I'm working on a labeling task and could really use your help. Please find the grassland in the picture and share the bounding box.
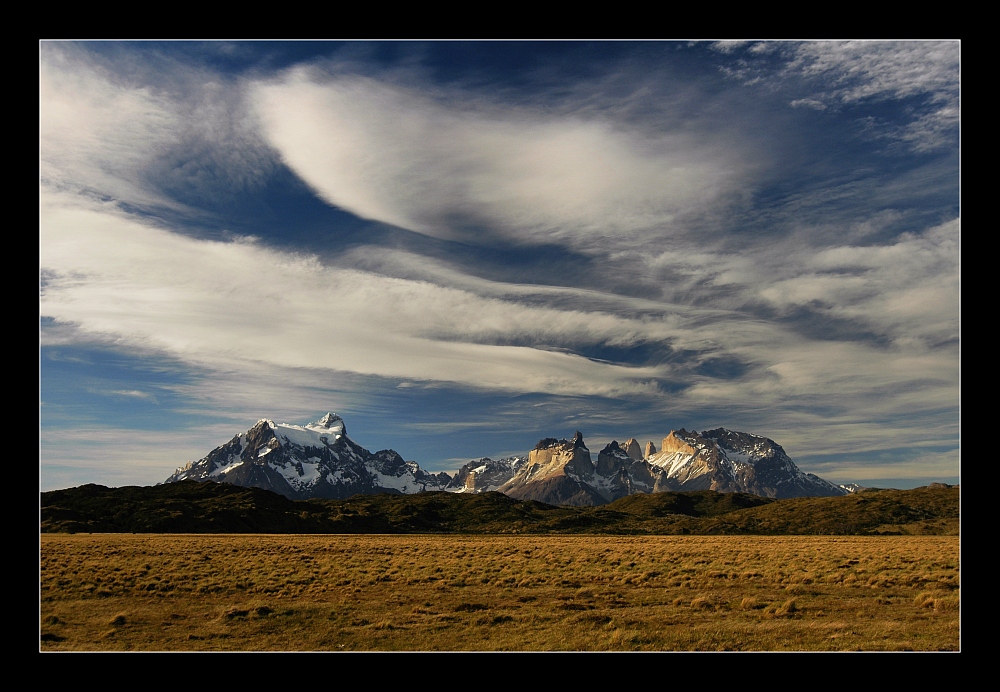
[40,534,959,651]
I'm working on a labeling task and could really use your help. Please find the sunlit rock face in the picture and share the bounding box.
[621,438,644,462]
[646,428,848,499]
[498,432,602,506]
[499,427,847,505]
[499,433,665,506]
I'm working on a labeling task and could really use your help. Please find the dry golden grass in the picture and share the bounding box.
[40,534,959,651]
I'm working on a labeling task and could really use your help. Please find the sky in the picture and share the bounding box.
[40,41,960,491]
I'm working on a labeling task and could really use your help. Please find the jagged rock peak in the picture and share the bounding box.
[534,432,588,451]
[644,441,657,458]
[534,437,561,450]
[660,430,698,456]
[312,412,345,433]
[622,438,643,461]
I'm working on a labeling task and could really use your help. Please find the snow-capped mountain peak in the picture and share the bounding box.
[264,413,346,451]
[164,413,449,500]
[309,413,345,434]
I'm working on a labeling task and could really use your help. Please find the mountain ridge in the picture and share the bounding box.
[164,413,451,500]
[164,413,851,504]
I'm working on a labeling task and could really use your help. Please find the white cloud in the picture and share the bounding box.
[785,41,959,106]
[40,187,958,447]
[251,69,749,248]
[105,389,158,401]
[40,44,274,213]
[758,219,960,347]
[710,41,752,54]
[786,41,960,151]
[718,41,959,151]
[40,190,674,398]
[789,98,827,110]
[40,45,183,209]
[637,214,959,356]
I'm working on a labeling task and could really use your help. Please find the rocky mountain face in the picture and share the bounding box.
[493,427,847,506]
[495,432,678,506]
[163,413,451,500]
[446,456,527,493]
[621,438,644,461]
[164,413,847,505]
[645,428,847,499]
[496,432,604,506]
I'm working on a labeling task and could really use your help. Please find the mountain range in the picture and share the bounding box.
[164,413,451,500]
[165,413,849,505]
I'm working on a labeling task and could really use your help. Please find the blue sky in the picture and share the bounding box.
[40,41,959,491]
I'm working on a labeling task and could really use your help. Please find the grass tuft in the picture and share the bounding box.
[690,596,713,610]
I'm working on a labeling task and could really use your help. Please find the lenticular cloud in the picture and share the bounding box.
[251,70,744,248]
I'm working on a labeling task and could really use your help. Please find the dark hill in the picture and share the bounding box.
[40,481,327,533]
[40,481,574,534]
[40,480,958,535]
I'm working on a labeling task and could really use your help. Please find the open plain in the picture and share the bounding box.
[40,533,959,651]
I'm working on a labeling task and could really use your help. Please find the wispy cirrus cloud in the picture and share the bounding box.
[758,219,959,348]
[40,190,672,398]
[104,389,158,401]
[785,41,959,107]
[40,45,184,209]
[715,40,959,151]
[40,43,276,217]
[40,186,958,438]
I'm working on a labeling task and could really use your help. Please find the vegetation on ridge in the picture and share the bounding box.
[41,481,959,535]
